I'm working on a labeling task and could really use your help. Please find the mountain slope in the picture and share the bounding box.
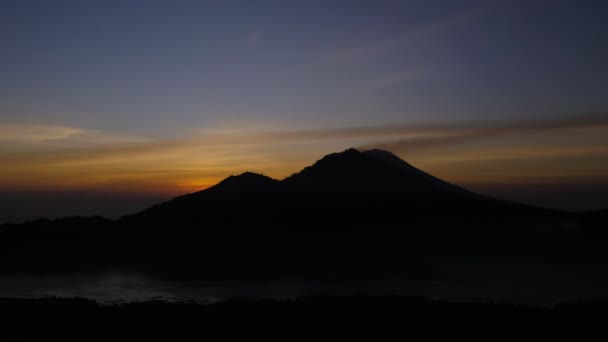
[124,148,570,228]
[282,148,446,193]
[129,148,467,223]
[0,148,590,279]
[362,149,472,195]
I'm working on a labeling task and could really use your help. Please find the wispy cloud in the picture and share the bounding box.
[247,31,264,47]
[3,112,607,158]
[0,124,88,144]
[321,8,485,64]
[0,123,149,146]
[368,68,429,90]
[357,112,608,153]
[1,112,607,193]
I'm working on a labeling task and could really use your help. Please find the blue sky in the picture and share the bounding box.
[2,0,606,135]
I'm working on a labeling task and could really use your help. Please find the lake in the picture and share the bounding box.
[1,260,607,306]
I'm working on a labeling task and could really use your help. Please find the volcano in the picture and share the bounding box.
[126,148,562,226]
[0,148,591,279]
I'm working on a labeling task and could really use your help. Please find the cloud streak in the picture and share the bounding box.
[2,112,607,160]
[0,124,88,143]
[247,31,264,47]
[1,112,607,194]
[0,123,149,146]
[357,112,608,153]
[321,8,485,64]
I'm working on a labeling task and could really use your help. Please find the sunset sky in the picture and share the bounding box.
[1,0,607,221]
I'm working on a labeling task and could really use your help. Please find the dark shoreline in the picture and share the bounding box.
[1,295,607,340]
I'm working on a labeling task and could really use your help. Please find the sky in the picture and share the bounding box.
[1,0,607,222]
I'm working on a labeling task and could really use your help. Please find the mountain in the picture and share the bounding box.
[125,148,455,225]
[282,148,445,192]
[127,148,567,226]
[0,148,591,279]
[208,172,280,193]
[362,149,472,195]
[583,208,608,226]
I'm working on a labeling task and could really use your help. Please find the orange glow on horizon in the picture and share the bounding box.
[0,117,607,196]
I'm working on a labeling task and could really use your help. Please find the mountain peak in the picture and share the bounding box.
[316,148,362,162]
[283,148,441,192]
[126,148,482,223]
[212,172,279,192]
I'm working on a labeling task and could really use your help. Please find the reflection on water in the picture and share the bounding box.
[0,272,181,303]
[1,263,608,306]
[1,271,438,303]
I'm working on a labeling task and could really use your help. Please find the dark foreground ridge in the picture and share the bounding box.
[1,295,607,340]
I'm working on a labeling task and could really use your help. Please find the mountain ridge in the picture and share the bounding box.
[176,148,471,194]
[123,148,574,226]
[0,148,603,280]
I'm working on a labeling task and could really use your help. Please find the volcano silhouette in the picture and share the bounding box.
[0,148,594,279]
[282,148,462,192]
[126,148,556,225]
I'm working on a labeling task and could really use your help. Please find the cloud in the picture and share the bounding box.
[369,69,429,90]
[425,145,608,164]
[0,124,88,143]
[247,31,264,47]
[357,112,608,153]
[321,8,485,64]
[0,123,149,147]
[4,112,606,161]
[1,112,607,194]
